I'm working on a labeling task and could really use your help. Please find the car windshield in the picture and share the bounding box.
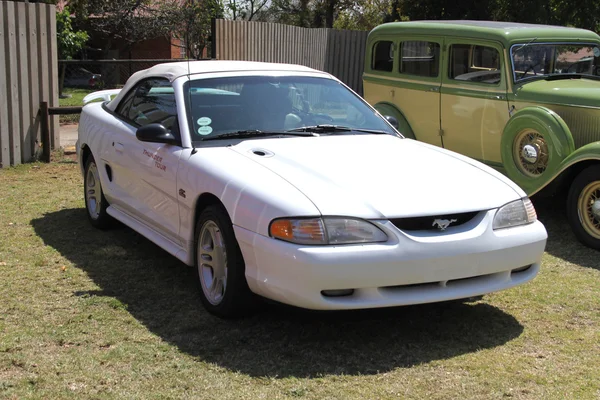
[511,43,600,82]
[184,75,396,142]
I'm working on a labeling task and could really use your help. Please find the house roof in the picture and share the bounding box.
[369,20,600,47]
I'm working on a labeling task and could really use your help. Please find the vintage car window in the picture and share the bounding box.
[449,44,501,84]
[116,78,178,131]
[372,41,394,72]
[512,43,600,82]
[399,41,440,78]
[185,75,396,142]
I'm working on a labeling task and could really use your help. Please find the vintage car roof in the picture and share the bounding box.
[369,20,600,47]
[105,60,330,110]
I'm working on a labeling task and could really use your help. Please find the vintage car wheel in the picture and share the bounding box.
[194,205,255,318]
[567,165,600,250]
[502,107,574,193]
[84,155,112,229]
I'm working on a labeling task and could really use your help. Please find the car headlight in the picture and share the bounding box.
[493,198,537,230]
[269,217,388,245]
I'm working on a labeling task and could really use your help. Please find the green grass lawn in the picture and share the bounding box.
[1,161,599,399]
[59,88,93,124]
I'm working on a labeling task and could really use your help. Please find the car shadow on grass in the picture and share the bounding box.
[32,208,524,378]
[534,197,600,271]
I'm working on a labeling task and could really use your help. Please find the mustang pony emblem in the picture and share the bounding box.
[432,218,457,231]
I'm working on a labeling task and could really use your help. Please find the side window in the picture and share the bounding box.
[116,78,178,132]
[399,41,440,77]
[372,41,394,72]
[449,44,501,84]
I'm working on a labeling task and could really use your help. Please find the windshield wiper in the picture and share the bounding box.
[287,124,390,135]
[202,129,317,141]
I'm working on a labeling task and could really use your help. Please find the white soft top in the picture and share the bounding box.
[105,60,328,111]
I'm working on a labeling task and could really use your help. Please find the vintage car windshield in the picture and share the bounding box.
[512,43,600,82]
[184,75,395,142]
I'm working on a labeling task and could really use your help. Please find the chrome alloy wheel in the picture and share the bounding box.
[577,181,600,240]
[198,220,228,305]
[513,130,549,177]
[85,162,102,220]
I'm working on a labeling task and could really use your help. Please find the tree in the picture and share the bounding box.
[224,0,269,21]
[68,0,171,53]
[334,0,394,31]
[56,6,88,96]
[162,0,224,59]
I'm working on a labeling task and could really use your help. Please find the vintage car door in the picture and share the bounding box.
[440,40,510,164]
[107,78,183,245]
[393,37,444,146]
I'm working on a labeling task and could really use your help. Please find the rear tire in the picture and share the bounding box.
[194,205,255,318]
[567,165,600,250]
[84,155,112,229]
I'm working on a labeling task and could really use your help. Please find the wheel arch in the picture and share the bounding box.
[80,144,92,176]
[372,102,415,139]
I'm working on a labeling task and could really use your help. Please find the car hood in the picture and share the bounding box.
[227,135,522,218]
[516,78,600,108]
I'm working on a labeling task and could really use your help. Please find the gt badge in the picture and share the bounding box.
[432,218,457,231]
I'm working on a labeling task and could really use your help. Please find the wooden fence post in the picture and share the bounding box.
[40,101,50,162]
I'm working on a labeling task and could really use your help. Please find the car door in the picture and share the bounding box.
[393,38,444,146]
[108,78,183,244]
[440,40,510,164]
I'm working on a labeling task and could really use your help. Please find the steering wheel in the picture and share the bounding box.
[519,63,539,80]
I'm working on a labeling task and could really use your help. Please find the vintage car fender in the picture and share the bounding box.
[372,102,415,139]
[501,106,575,195]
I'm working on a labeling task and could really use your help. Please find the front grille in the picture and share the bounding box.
[390,211,479,232]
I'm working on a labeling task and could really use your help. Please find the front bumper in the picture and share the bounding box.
[235,210,547,310]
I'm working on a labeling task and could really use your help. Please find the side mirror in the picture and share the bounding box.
[384,115,399,129]
[136,123,177,144]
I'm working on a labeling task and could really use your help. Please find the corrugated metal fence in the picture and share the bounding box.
[214,19,368,95]
[0,1,58,167]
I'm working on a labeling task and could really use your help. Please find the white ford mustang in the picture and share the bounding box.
[77,61,547,317]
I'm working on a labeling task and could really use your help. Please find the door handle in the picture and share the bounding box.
[114,142,125,152]
[429,87,440,92]
[488,95,505,100]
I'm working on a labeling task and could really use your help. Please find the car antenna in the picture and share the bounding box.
[186,11,198,155]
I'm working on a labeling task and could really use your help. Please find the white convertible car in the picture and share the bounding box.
[77,61,547,317]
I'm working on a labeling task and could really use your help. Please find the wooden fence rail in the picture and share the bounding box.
[0,1,58,168]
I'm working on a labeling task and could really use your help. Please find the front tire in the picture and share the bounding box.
[84,155,112,229]
[567,165,600,250]
[194,205,255,318]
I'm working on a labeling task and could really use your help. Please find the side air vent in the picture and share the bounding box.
[390,211,479,232]
[105,164,113,182]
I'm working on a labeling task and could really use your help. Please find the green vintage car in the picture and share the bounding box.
[363,20,600,249]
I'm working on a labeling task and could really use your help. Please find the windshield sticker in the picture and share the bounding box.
[197,117,212,126]
[594,47,600,57]
[198,126,213,135]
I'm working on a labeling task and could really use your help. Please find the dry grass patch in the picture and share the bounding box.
[0,161,599,399]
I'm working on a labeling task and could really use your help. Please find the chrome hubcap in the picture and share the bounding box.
[592,200,600,219]
[198,221,227,305]
[514,130,549,177]
[85,162,101,219]
[521,144,538,164]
